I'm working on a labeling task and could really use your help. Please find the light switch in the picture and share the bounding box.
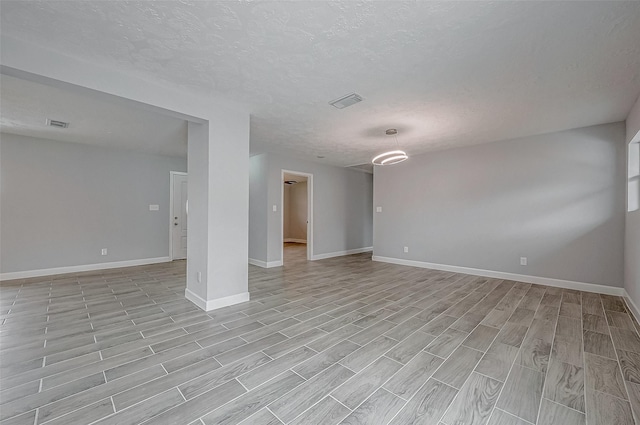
[272,205,277,212]
[149,204,159,211]
[376,206,382,213]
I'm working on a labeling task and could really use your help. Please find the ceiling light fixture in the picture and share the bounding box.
[284,180,298,185]
[372,129,408,166]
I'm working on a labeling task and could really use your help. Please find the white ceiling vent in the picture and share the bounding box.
[329,93,363,109]
[46,119,69,128]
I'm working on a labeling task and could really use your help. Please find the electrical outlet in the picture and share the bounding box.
[272,205,277,212]
[196,272,202,283]
[404,246,409,253]
[520,257,527,266]
[101,248,108,256]
[376,206,382,213]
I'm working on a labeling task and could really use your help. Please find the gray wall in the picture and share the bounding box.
[0,133,187,274]
[284,181,307,241]
[249,154,268,262]
[374,122,626,287]
[248,153,373,264]
[626,95,640,309]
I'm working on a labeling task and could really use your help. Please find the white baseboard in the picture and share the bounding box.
[0,257,171,281]
[312,247,373,261]
[185,288,250,312]
[248,258,283,268]
[624,290,640,324]
[372,256,625,296]
[284,238,307,244]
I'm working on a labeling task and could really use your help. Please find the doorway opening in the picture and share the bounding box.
[170,171,188,260]
[281,170,313,265]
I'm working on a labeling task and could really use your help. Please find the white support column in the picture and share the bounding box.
[185,115,250,311]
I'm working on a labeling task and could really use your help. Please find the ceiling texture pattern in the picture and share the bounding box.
[1,1,640,165]
[0,75,188,157]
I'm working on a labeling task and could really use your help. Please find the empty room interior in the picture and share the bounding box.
[1,2,640,425]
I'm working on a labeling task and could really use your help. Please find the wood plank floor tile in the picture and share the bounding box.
[421,315,458,337]
[214,332,287,365]
[293,339,360,379]
[179,352,269,400]
[584,353,627,400]
[487,409,531,425]
[35,365,167,424]
[582,314,609,334]
[610,327,640,353]
[552,332,583,366]
[237,409,282,425]
[508,308,535,327]
[0,410,37,425]
[332,356,402,409]
[451,313,486,333]
[537,398,585,425]
[496,364,544,423]
[262,328,326,359]
[384,351,444,399]
[91,389,184,425]
[494,323,528,348]
[268,363,354,423]
[39,398,114,425]
[200,371,303,425]
[617,349,640,384]
[349,320,398,346]
[625,381,640,425]
[543,359,585,412]
[606,311,635,330]
[583,330,616,359]
[140,379,246,425]
[161,337,245,373]
[385,332,435,364]
[559,302,582,318]
[385,317,428,342]
[0,380,40,405]
[340,335,399,373]
[556,317,581,339]
[517,318,556,373]
[440,372,502,425]
[433,346,484,389]
[340,388,405,425]
[582,295,604,317]
[475,343,518,382]
[0,372,106,421]
[388,378,458,425]
[238,346,316,390]
[585,389,634,425]
[288,396,350,425]
[307,324,362,353]
[426,328,469,358]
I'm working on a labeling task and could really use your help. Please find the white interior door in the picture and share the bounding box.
[171,173,188,260]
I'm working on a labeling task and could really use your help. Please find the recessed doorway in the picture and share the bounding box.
[281,170,313,265]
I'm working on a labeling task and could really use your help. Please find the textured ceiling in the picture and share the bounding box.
[0,75,187,157]
[1,1,640,166]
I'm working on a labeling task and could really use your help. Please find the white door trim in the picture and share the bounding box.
[169,171,188,261]
[281,169,313,263]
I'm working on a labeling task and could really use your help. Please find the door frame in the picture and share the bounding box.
[281,169,313,263]
[169,171,188,261]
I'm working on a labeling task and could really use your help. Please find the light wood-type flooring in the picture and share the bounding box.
[1,244,639,425]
